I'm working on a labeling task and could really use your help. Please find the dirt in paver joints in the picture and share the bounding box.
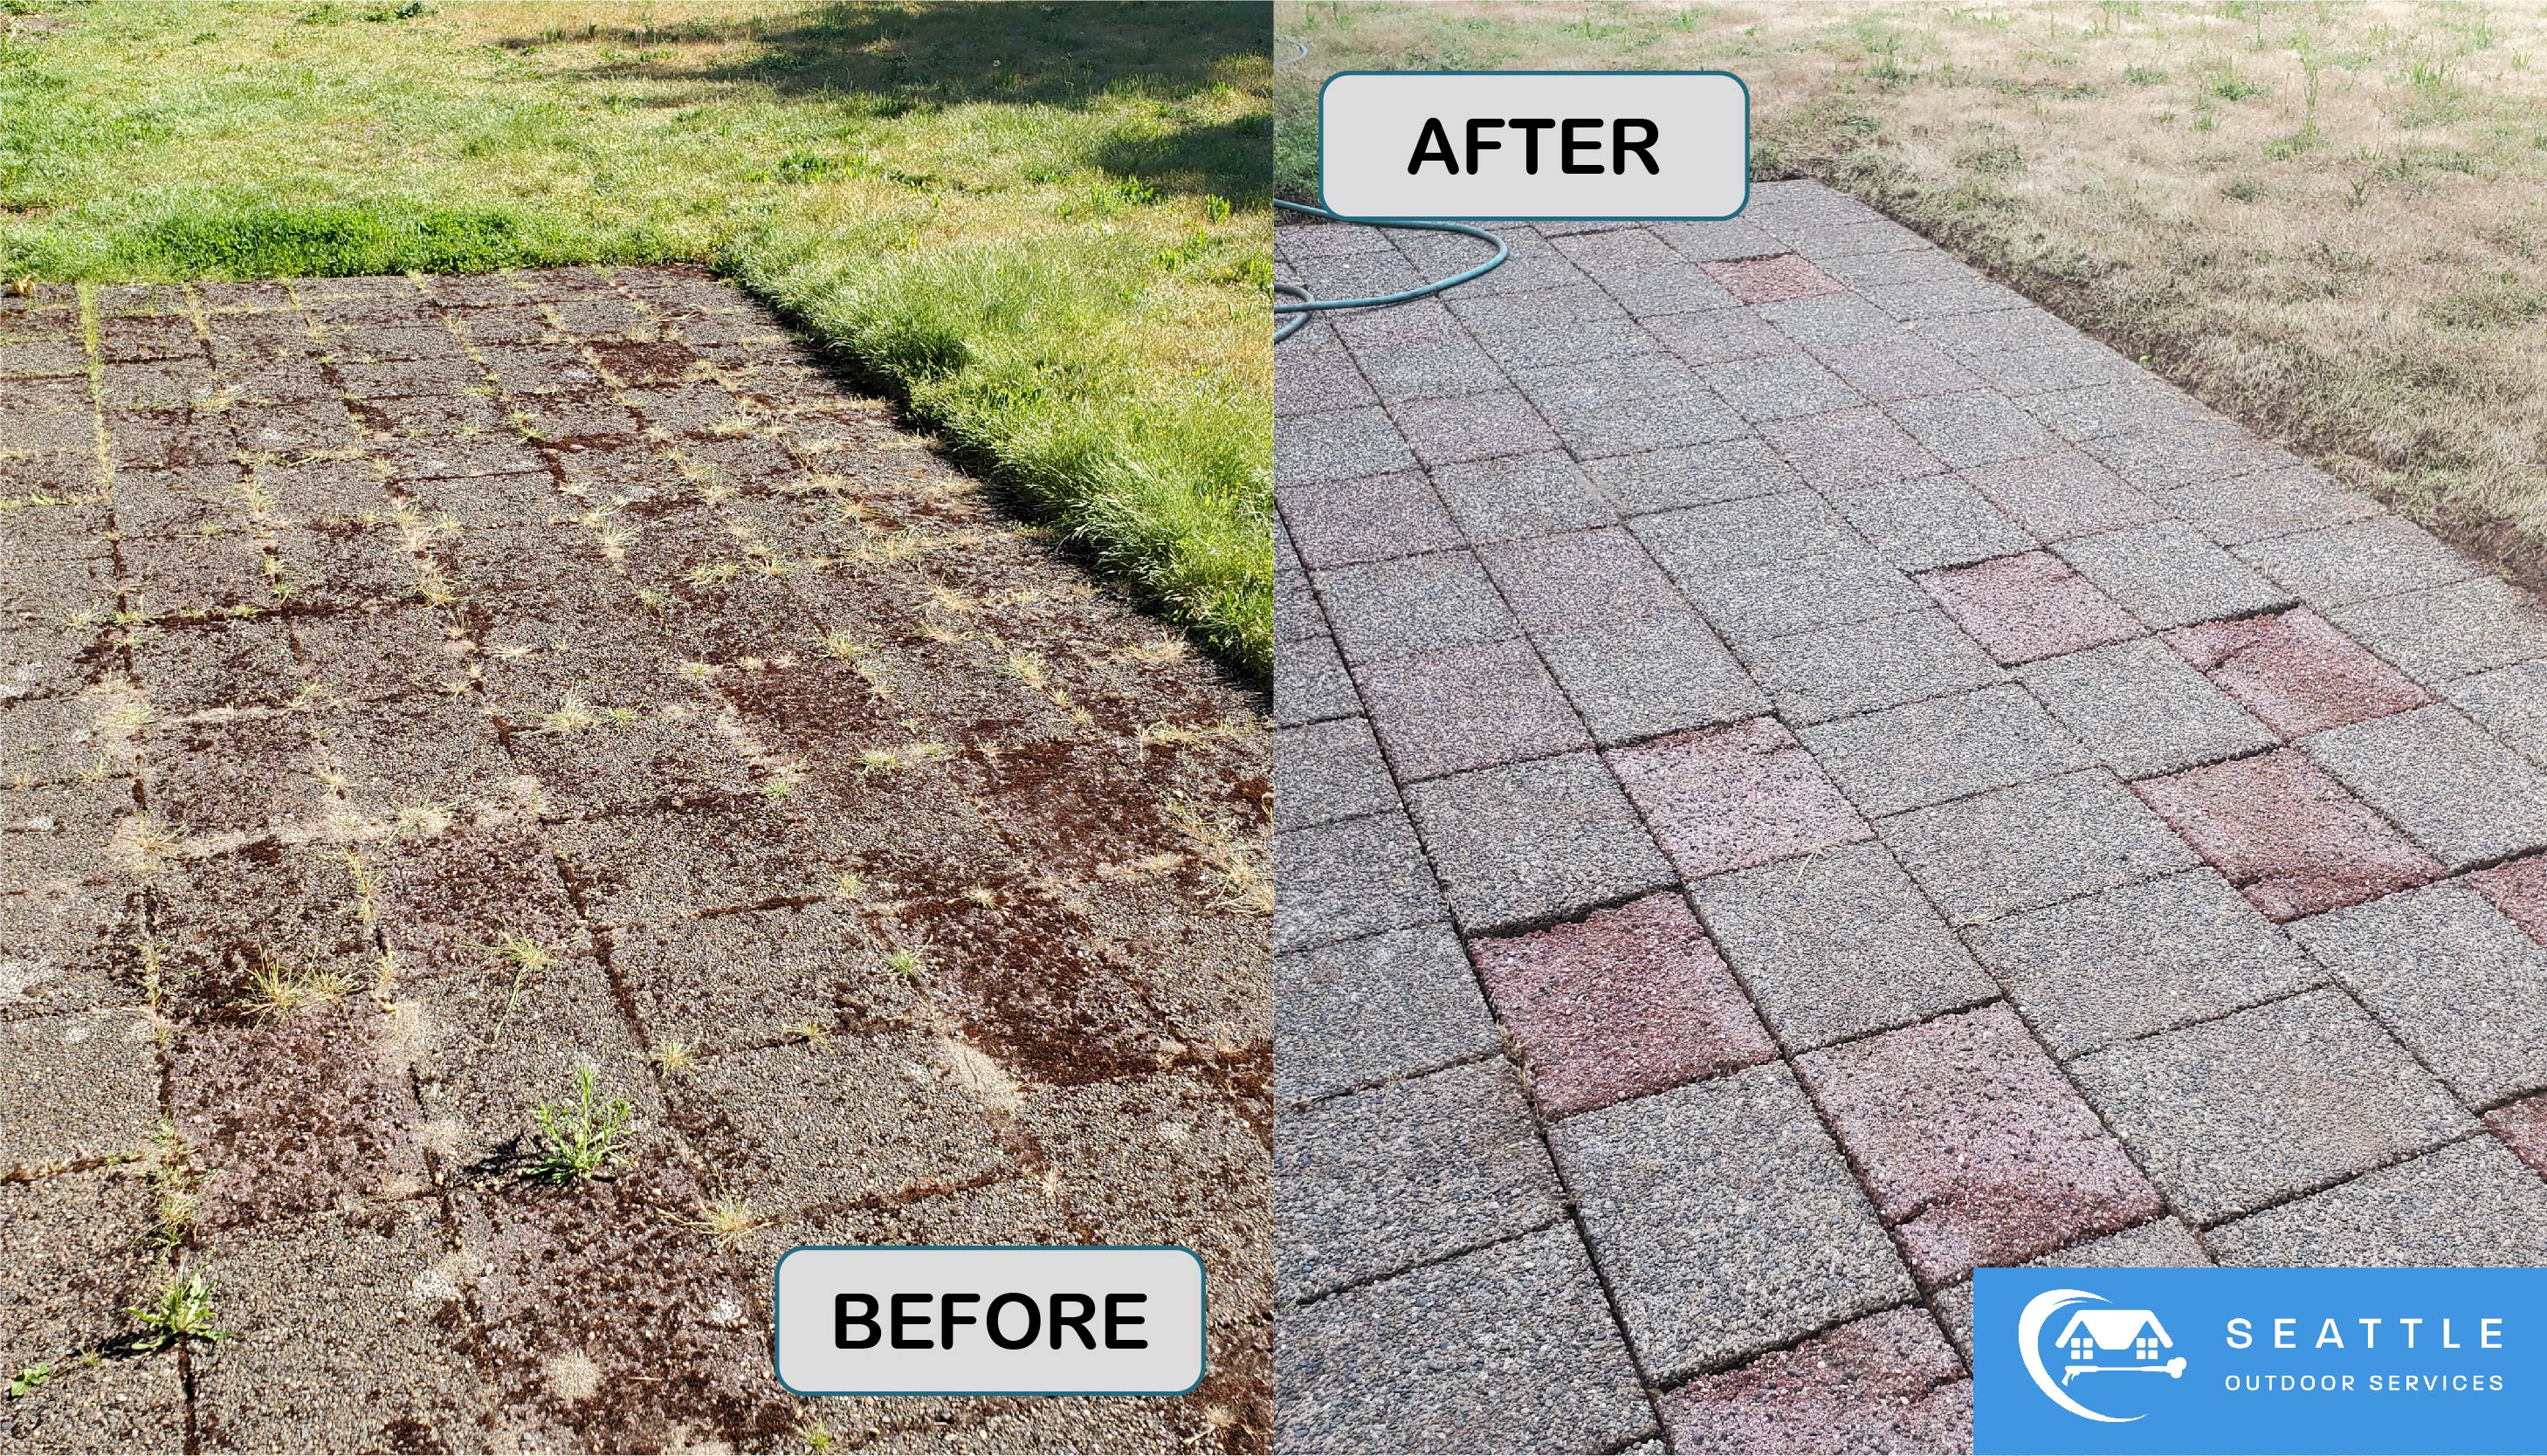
[0,267,1270,1453]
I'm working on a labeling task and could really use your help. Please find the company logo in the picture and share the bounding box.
[2018,1288,2188,1424]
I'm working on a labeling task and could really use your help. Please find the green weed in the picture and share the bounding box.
[526,1063,633,1183]
[126,1273,225,1350]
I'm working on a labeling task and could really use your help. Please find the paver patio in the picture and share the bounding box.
[1,266,1270,1453]
[1273,181,2547,1453]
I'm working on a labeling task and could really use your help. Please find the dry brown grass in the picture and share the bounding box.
[1277,0,2547,570]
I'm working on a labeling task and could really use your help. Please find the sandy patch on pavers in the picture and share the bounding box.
[1277,182,2547,1447]
[1,266,1267,1451]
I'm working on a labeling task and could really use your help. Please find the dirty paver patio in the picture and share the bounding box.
[0,265,1270,1453]
[1273,181,2547,1453]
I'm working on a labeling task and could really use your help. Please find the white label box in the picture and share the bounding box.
[772,1246,1206,1396]
[1319,71,1749,222]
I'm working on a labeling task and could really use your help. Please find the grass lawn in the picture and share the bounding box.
[0,0,1274,678]
[1276,0,2547,585]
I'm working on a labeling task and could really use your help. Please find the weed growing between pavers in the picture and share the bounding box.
[524,1062,633,1184]
[0,0,1274,678]
[123,1271,225,1351]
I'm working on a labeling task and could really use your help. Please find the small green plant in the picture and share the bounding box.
[883,947,924,979]
[243,957,354,1019]
[527,1064,633,1183]
[481,931,556,1040]
[650,1039,698,1078]
[127,1273,225,1350]
[9,1363,49,1398]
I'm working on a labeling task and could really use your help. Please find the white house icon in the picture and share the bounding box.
[2053,1310,2186,1384]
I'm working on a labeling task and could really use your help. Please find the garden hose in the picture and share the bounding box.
[1273,199,1509,343]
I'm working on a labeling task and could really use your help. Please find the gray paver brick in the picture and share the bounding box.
[1276,404,1414,486]
[1341,321,1509,404]
[1513,353,1748,459]
[2234,515,2481,608]
[1478,526,1681,634]
[1274,717,1394,830]
[2069,988,2474,1226]
[1684,547,1928,647]
[2443,661,2547,766]
[1760,405,1946,490]
[1426,450,1617,543]
[2055,519,2294,630]
[1744,608,2003,726]
[2326,576,2547,684]
[1277,1059,1566,1303]
[1755,292,1903,350]
[2018,636,2277,779]
[1690,841,1998,1052]
[1550,1062,1913,1382]
[1810,338,1983,404]
[1639,307,1799,369]
[1630,491,1855,580]
[2207,1137,2547,1267]
[1801,683,2093,818]
[2166,465,2381,547]
[1581,438,1803,515]
[2289,881,2547,1106]
[1959,450,2165,542]
[1883,768,2199,927]
[1315,551,1518,666]
[1933,1218,2211,1361]
[1537,613,1770,747]
[1275,1226,1655,1454]
[1275,624,1360,727]
[1276,924,1499,1104]
[1393,388,1562,469]
[1968,867,2320,1057]
[1278,470,1462,568]
[2303,704,2547,869]
[1828,472,2038,571]
[1406,751,1675,936]
[1699,351,1865,422]
[2084,418,2294,491]
[1884,389,2062,469]
[1275,810,1442,954]
[1360,639,1589,783]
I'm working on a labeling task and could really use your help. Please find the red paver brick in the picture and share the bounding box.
[1795,1003,2161,1287]
[1664,1307,1973,1455]
[2133,748,2441,921]
[2485,1094,2547,1178]
[1916,550,2140,666]
[2470,855,2547,946]
[1701,253,1847,306]
[1607,718,1870,881]
[1470,893,1775,1118]
[2165,608,2428,738]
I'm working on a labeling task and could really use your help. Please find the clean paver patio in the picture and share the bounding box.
[1274,181,2547,1453]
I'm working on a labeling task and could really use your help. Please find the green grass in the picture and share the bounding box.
[0,1,1274,678]
[526,1062,634,1183]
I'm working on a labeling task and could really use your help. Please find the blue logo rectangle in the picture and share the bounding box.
[1976,1268,2544,1453]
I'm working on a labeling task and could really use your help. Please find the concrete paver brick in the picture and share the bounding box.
[1932,1218,2212,1362]
[1968,868,2316,1057]
[2289,881,2547,1106]
[1829,473,2038,572]
[1276,624,1360,727]
[1360,638,1590,783]
[1754,292,1904,350]
[2084,418,2295,492]
[1278,470,1463,568]
[1701,254,1847,305]
[1277,1059,1567,1304]
[1274,1226,1656,1455]
[1479,526,1682,634]
[1682,547,1929,648]
[1276,403,1414,486]
[1550,1062,1914,1382]
[1393,388,1563,469]
[1407,750,1676,936]
[2326,575,2547,684]
[1760,405,1947,490]
[1580,437,1802,517]
[2303,704,2547,869]
[2487,1095,2547,1177]
[2055,519,2294,630]
[2133,748,2441,921]
[2442,661,2547,766]
[1917,550,2143,666]
[1883,769,2200,928]
[2208,1137,2547,1267]
[2471,855,2547,946]
[1699,351,1865,423]
[1640,307,1802,370]
[1276,924,1500,1105]
[1342,320,1511,404]
[1885,389,2062,470]
[1802,683,2093,819]
[1629,490,1855,581]
[2234,515,2482,608]
[2017,636,2276,779]
[1811,338,1984,405]
[1314,550,1518,666]
[1690,841,1997,1053]
[1470,893,1776,1118]
[2167,465,2381,547]
[1274,717,1395,830]
[1538,613,1771,748]
[1609,718,1874,881]
[1662,1308,1973,1456]
[1275,810,1442,954]
[2166,607,2432,738]
[1960,450,2166,542]
[1425,449,1618,543]
[2069,989,2473,1226]
[1744,607,2003,726]
[1796,1003,2163,1287]
[1513,353,1748,459]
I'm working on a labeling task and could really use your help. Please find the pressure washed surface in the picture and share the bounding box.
[0,265,1269,1453]
[1274,181,2547,1453]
